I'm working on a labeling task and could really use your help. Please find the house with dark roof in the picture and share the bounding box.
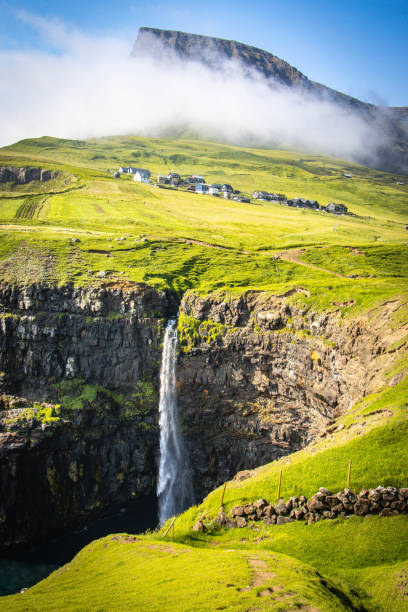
[327,202,348,214]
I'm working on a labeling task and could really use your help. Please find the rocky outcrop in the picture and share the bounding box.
[0,167,53,184]
[177,291,397,498]
[0,283,403,550]
[0,282,168,551]
[0,282,167,395]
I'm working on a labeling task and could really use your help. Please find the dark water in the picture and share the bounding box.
[0,495,157,596]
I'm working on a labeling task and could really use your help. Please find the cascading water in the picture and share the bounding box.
[157,319,194,524]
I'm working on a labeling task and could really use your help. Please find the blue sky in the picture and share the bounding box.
[0,0,407,106]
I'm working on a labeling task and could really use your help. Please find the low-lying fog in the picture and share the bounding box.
[0,13,388,165]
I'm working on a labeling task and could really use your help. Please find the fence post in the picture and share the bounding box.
[220,481,227,508]
[164,517,176,538]
[277,469,283,500]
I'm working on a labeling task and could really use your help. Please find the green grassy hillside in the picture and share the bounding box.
[0,135,407,611]
[0,135,407,312]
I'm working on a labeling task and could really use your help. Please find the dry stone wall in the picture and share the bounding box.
[203,486,408,532]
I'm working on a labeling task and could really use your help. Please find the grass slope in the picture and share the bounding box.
[0,135,407,610]
[0,135,407,314]
[0,536,360,612]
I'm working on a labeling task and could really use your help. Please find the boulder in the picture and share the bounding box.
[368,490,381,502]
[255,498,267,509]
[236,516,247,528]
[243,504,256,515]
[307,494,330,513]
[399,488,408,500]
[230,505,245,517]
[354,499,370,516]
[322,511,337,519]
[390,501,406,512]
[274,501,288,516]
[379,508,399,517]
[276,516,294,525]
[319,487,331,495]
[215,511,229,527]
[293,508,306,520]
[326,495,340,507]
[193,520,206,532]
[262,505,275,518]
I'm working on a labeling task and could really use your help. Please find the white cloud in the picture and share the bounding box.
[0,14,385,166]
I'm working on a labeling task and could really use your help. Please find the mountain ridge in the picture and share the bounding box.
[132,27,408,174]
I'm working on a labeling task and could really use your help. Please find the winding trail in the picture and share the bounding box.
[278,248,348,278]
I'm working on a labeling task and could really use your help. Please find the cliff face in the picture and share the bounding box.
[0,283,402,550]
[0,167,52,184]
[0,282,168,551]
[132,27,408,175]
[132,27,312,92]
[177,291,396,497]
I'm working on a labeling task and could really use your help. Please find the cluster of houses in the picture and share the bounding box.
[115,167,349,214]
[116,167,151,182]
[251,191,348,214]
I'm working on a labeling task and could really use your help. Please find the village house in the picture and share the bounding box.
[134,169,151,183]
[209,185,220,196]
[186,175,205,184]
[168,172,182,186]
[157,175,170,184]
[221,184,234,193]
[119,166,129,174]
[113,172,120,178]
[195,183,210,194]
[327,202,348,214]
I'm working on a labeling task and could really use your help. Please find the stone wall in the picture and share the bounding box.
[205,486,408,531]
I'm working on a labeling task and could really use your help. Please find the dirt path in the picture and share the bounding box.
[0,224,110,236]
[278,248,348,278]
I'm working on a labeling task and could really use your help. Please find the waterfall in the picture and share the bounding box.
[157,319,193,524]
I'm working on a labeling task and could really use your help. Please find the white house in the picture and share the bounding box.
[209,186,220,196]
[119,166,129,174]
[134,169,151,183]
[196,183,209,194]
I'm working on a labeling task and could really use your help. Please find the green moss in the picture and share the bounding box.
[177,312,231,352]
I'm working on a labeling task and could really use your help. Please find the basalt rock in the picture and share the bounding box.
[177,290,397,498]
[0,167,53,184]
[0,282,168,552]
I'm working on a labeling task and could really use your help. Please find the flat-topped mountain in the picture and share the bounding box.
[132,27,408,175]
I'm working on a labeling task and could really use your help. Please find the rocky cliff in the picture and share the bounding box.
[0,282,168,551]
[177,291,400,498]
[0,167,52,184]
[132,27,408,175]
[0,283,403,550]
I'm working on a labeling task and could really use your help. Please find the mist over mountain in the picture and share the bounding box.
[132,27,408,175]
